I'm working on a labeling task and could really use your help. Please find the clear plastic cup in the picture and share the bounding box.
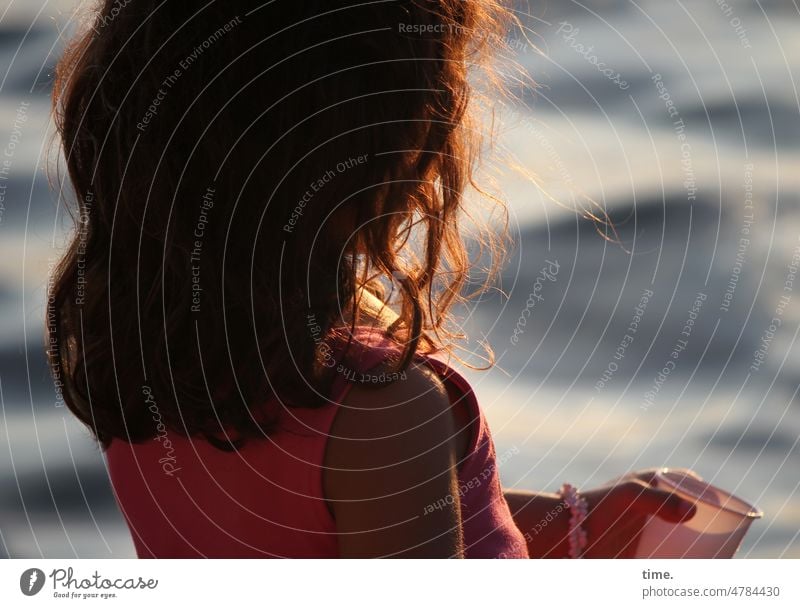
[635,468,763,558]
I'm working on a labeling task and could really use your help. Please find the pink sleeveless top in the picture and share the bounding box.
[105,326,528,558]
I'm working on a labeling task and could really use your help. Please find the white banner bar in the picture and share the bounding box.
[1,559,797,607]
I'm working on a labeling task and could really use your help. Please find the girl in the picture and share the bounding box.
[49,0,695,558]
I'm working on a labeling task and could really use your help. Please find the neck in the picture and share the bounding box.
[338,287,399,330]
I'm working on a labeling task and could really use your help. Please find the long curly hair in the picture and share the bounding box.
[49,0,512,449]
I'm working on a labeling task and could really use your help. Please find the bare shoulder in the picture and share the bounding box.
[325,361,456,463]
[322,362,464,557]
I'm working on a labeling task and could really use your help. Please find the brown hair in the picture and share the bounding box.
[49,0,512,449]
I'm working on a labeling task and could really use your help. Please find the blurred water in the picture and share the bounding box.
[0,0,798,558]
[464,0,800,558]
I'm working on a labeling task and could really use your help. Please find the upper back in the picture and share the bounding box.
[105,326,527,558]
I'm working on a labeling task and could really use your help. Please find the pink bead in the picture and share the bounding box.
[559,483,589,558]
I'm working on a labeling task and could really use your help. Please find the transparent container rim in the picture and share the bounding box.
[658,468,763,520]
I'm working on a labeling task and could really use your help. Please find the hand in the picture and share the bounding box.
[579,469,698,558]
